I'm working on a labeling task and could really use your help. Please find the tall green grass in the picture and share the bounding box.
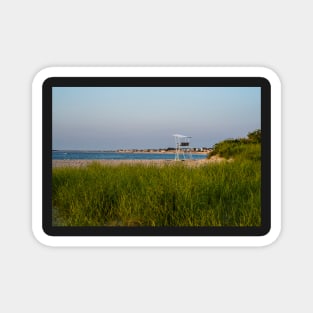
[52,159,261,227]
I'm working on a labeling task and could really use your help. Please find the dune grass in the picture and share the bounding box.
[52,158,261,227]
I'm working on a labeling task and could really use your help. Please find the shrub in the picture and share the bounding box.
[208,129,261,161]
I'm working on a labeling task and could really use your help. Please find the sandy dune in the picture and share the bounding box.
[52,157,225,168]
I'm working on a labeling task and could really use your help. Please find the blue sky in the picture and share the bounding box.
[52,87,261,150]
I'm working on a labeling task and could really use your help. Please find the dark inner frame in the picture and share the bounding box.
[43,77,271,236]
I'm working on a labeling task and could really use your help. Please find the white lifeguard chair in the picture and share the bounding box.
[173,134,192,160]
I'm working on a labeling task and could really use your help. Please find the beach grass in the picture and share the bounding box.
[52,157,261,227]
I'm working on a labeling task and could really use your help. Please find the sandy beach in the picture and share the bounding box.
[52,156,225,168]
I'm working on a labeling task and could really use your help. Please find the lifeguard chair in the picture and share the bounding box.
[173,134,192,160]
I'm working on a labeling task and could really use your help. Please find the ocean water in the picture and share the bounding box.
[52,151,207,160]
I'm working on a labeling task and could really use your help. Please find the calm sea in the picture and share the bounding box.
[52,151,207,160]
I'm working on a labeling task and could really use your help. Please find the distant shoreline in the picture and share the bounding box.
[116,150,209,155]
[53,150,211,155]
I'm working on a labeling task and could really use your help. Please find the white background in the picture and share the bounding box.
[0,0,311,312]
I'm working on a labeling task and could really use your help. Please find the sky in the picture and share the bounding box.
[52,87,261,150]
